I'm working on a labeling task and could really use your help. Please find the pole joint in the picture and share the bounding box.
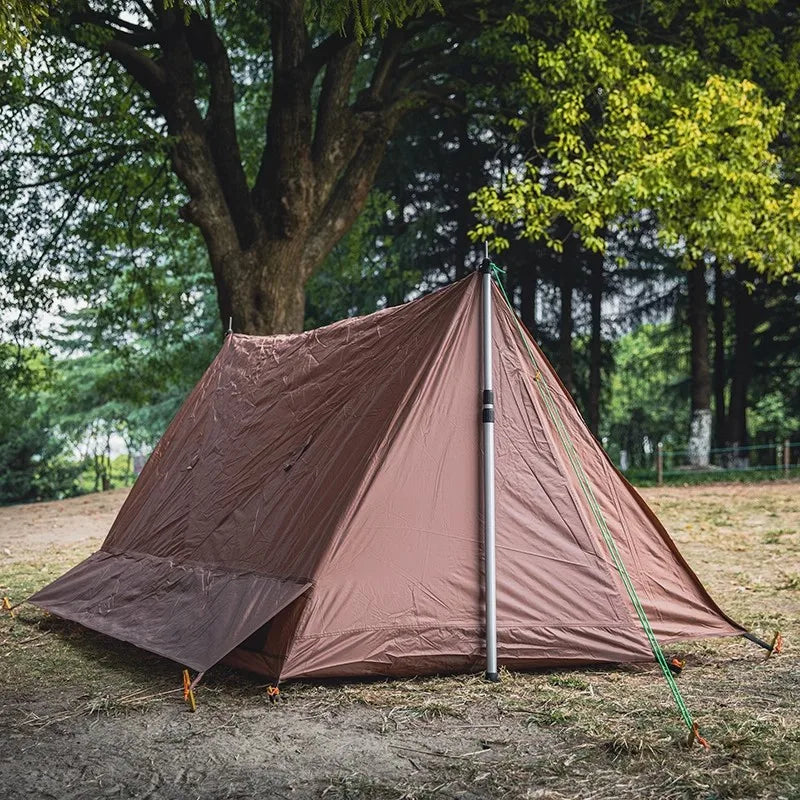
[482,388,495,423]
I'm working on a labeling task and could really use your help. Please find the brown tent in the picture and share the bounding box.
[31,272,745,680]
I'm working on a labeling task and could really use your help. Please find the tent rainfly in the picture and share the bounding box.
[32,265,772,731]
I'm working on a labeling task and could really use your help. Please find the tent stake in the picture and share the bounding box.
[480,245,498,682]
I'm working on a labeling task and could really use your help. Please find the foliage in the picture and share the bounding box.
[311,0,443,39]
[0,27,181,344]
[602,323,688,466]
[47,254,220,454]
[749,393,800,442]
[0,345,83,504]
[471,0,800,277]
[0,1,50,51]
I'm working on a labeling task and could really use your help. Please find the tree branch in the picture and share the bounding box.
[309,30,356,73]
[305,106,406,276]
[100,37,170,110]
[252,0,315,236]
[312,38,359,169]
[368,26,411,100]
[70,10,163,46]
[133,0,158,24]
[14,153,127,188]
[183,12,258,246]
[63,4,245,259]
[403,85,466,113]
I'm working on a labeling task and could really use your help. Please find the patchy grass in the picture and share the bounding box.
[1,482,799,799]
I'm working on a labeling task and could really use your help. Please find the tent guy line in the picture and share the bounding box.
[489,260,704,747]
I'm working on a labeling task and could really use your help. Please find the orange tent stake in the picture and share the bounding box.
[1,596,14,617]
[182,669,197,712]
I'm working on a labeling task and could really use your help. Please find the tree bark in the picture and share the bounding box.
[519,258,538,337]
[67,4,440,335]
[687,262,712,468]
[453,119,473,281]
[588,247,604,436]
[214,240,314,334]
[725,263,754,465]
[712,261,726,448]
[558,234,577,394]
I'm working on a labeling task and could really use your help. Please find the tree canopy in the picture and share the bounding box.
[471,0,800,276]
[1,0,799,503]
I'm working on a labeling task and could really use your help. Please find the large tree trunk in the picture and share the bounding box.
[558,234,577,394]
[70,4,431,335]
[687,262,712,468]
[213,241,311,334]
[712,261,726,448]
[725,263,754,465]
[588,247,604,437]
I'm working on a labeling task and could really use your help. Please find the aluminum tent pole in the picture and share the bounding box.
[480,245,498,682]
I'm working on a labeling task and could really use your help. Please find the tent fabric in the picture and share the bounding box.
[31,272,744,679]
[30,551,310,671]
[491,292,742,646]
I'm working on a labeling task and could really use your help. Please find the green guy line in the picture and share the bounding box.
[489,264,697,735]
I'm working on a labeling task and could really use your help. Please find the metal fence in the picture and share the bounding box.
[651,440,800,485]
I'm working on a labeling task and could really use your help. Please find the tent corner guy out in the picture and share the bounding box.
[32,269,768,701]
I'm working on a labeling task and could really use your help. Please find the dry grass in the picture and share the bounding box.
[1,481,798,799]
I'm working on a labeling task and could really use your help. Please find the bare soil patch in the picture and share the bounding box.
[0,482,798,799]
[0,489,128,563]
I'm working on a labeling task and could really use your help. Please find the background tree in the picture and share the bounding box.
[0,0,519,337]
[472,0,800,466]
[0,345,83,503]
[1,0,799,504]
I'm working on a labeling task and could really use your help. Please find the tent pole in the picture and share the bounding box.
[480,246,498,682]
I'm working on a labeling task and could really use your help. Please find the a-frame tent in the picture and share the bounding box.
[31,271,745,682]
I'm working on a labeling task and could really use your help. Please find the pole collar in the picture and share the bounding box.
[479,258,492,274]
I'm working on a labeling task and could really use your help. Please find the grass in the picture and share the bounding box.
[75,453,137,494]
[2,483,799,799]
[630,466,800,488]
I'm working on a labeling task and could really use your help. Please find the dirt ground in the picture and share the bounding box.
[0,482,798,800]
[0,488,128,561]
